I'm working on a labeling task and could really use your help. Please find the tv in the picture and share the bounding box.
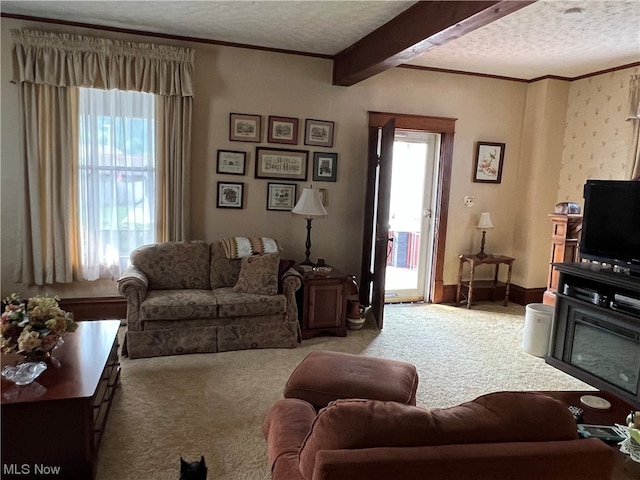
[580,180,640,275]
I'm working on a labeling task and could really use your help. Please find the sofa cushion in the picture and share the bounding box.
[140,289,219,321]
[210,241,242,289]
[131,241,211,290]
[232,253,280,295]
[214,288,287,317]
[298,392,578,480]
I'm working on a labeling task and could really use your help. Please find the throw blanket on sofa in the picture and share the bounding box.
[222,237,281,259]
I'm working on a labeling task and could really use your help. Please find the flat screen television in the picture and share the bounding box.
[580,180,640,275]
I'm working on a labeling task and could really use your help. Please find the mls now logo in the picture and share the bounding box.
[3,464,62,475]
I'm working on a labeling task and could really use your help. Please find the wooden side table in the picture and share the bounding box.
[296,266,348,339]
[456,254,515,308]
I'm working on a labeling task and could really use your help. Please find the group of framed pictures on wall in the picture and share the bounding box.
[229,113,334,147]
[216,181,299,210]
[216,113,336,210]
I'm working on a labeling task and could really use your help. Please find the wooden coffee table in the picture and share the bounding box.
[540,390,640,480]
[1,319,120,480]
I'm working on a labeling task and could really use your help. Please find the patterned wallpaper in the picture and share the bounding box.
[558,66,640,204]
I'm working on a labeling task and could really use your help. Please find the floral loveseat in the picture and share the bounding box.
[117,238,302,359]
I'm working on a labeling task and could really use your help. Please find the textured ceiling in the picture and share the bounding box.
[410,0,640,79]
[2,0,639,81]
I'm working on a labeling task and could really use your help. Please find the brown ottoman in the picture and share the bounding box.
[284,350,418,409]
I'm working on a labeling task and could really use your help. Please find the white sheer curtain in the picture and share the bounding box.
[77,88,156,280]
[628,74,640,180]
[11,29,194,285]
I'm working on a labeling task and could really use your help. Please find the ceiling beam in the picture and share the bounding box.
[332,1,536,86]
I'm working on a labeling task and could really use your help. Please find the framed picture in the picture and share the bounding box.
[267,183,297,211]
[216,181,244,208]
[312,152,337,182]
[255,147,308,181]
[267,116,299,145]
[304,119,334,147]
[229,113,261,143]
[473,142,505,183]
[216,150,246,175]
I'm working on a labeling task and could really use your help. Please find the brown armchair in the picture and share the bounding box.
[263,392,614,480]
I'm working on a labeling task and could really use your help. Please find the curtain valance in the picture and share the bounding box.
[11,29,194,97]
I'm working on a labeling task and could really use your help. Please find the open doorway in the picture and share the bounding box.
[385,130,440,303]
[360,112,456,327]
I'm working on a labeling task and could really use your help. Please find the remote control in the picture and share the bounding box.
[568,405,584,422]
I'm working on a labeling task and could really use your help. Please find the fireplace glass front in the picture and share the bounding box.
[570,320,640,395]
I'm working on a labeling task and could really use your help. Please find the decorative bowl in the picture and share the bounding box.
[313,266,332,277]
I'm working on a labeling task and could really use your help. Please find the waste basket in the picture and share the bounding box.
[522,303,555,357]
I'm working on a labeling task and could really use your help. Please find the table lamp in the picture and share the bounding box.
[292,187,328,266]
[476,212,494,259]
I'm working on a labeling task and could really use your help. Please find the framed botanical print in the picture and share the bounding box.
[229,113,261,142]
[216,150,246,175]
[267,183,297,211]
[267,116,299,145]
[473,142,505,183]
[216,181,244,208]
[312,152,337,182]
[304,119,334,147]
[255,147,308,181]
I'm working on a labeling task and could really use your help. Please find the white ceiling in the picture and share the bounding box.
[2,0,639,81]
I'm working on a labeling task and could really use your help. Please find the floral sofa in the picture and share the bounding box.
[117,239,302,359]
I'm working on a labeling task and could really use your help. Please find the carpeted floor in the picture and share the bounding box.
[95,302,592,480]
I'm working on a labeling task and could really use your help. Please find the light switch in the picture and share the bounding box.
[464,196,474,207]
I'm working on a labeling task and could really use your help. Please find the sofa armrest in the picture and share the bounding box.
[282,267,302,324]
[117,265,149,332]
[312,439,614,480]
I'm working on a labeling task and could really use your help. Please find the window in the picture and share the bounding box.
[77,88,156,280]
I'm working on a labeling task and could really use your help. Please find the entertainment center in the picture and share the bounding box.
[547,262,640,408]
[546,179,640,408]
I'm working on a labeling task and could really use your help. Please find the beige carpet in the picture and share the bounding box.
[95,302,592,480]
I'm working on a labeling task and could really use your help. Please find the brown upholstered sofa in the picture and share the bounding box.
[117,239,301,359]
[263,392,615,480]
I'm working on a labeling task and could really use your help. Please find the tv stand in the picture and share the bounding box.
[547,262,640,408]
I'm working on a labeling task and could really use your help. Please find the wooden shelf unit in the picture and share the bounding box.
[543,214,582,306]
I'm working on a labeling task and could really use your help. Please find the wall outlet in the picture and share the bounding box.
[464,195,474,207]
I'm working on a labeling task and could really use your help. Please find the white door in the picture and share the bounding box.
[385,130,440,303]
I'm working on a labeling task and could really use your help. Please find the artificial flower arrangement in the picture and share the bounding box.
[1,293,78,356]
[621,412,640,462]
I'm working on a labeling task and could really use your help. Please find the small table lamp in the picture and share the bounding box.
[292,188,328,267]
[476,212,494,259]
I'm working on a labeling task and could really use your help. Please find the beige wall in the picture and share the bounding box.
[1,17,636,300]
[512,80,570,288]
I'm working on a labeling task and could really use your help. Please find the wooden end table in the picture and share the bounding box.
[1,320,121,480]
[456,253,514,308]
[296,266,349,339]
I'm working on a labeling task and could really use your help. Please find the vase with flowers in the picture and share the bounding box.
[1,293,78,385]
